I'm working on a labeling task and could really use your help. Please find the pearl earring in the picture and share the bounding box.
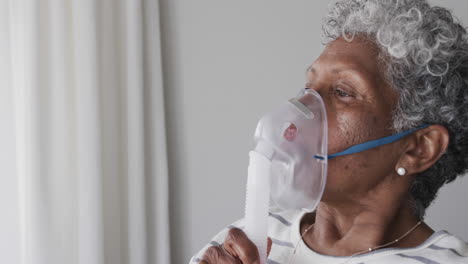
[397,167,406,176]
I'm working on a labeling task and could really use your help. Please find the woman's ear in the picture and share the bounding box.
[398,125,449,175]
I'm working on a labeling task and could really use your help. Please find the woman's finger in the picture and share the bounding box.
[200,245,241,264]
[223,228,264,264]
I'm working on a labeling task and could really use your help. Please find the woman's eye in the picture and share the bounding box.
[334,87,352,98]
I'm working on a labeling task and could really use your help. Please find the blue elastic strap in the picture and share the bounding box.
[314,124,430,160]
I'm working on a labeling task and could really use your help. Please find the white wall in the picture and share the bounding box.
[159,1,468,263]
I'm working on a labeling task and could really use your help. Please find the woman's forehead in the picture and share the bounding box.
[318,38,380,69]
[308,37,385,83]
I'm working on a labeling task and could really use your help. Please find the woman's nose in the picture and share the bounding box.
[296,89,323,112]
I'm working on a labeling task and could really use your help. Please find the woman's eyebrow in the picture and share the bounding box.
[308,62,369,73]
[307,64,373,83]
[306,64,376,96]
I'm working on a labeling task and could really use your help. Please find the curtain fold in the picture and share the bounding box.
[141,0,171,263]
[5,0,170,263]
[71,0,105,263]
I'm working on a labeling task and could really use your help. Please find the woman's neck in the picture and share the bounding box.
[300,200,434,256]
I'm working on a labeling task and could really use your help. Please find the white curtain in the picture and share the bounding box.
[2,0,170,263]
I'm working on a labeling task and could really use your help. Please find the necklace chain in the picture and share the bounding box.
[287,219,423,264]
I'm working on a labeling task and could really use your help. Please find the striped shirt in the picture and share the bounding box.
[190,210,468,264]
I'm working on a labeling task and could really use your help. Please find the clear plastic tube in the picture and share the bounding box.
[244,150,271,264]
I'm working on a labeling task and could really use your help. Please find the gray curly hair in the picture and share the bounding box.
[322,0,468,218]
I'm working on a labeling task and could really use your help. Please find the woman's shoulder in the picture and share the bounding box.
[429,231,468,257]
[368,230,468,263]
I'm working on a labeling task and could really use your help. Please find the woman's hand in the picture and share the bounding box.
[200,228,272,264]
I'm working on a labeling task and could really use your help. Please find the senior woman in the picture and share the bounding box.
[192,0,468,263]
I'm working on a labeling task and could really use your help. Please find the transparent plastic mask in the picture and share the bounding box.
[252,88,328,211]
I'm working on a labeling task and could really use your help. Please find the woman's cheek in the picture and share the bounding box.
[327,111,362,154]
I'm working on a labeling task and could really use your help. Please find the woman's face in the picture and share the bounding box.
[306,36,404,202]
